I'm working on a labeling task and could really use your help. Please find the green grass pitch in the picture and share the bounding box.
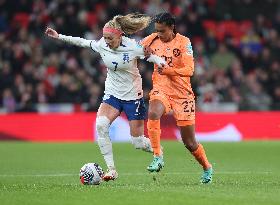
[0,141,279,205]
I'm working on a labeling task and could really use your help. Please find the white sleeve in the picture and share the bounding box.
[89,40,100,52]
[146,54,166,67]
[131,38,166,66]
[131,39,145,59]
[58,34,100,52]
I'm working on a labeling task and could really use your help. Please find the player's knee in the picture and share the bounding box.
[96,116,110,137]
[184,141,198,152]
[130,128,143,137]
[148,101,165,119]
[148,110,161,120]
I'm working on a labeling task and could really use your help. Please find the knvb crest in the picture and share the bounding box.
[173,48,181,57]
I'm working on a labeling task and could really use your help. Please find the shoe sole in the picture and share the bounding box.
[103,176,117,182]
[201,168,213,184]
[201,177,212,184]
[147,163,164,172]
[201,179,212,184]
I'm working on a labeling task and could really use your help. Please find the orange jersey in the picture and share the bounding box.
[141,33,195,99]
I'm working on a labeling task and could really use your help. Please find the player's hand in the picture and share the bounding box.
[143,46,154,57]
[156,57,167,74]
[157,64,166,74]
[45,27,59,39]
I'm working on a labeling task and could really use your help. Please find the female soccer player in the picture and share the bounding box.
[45,13,165,181]
[141,12,213,183]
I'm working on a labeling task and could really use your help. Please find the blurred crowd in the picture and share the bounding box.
[0,0,280,112]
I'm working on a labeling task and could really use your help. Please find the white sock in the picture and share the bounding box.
[96,116,115,170]
[131,135,153,152]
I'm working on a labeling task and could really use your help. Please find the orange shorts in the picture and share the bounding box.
[149,89,195,126]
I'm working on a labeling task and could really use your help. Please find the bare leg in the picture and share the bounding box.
[180,124,211,170]
[180,125,198,152]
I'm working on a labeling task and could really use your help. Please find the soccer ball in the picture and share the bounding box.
[79,163,104,185]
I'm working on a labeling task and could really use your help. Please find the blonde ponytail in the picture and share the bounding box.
[104,13,151,35]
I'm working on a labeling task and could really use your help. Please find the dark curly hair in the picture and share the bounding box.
[153,12,177,34]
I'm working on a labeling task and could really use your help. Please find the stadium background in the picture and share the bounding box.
[1,1,280,205]
[0,0,280,141]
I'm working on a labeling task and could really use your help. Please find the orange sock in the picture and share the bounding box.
[191,144,211,170]
[147,119,161,156]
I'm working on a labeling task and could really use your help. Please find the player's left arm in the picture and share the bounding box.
[159,39,194,77]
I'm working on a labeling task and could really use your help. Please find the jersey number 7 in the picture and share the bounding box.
[112,62,118,71]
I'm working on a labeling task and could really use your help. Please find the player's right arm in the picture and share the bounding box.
[45,27,99,51]
[158,37,194,77]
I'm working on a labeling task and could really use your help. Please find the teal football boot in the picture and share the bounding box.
[147,156,164,172]
[201,167,213,184]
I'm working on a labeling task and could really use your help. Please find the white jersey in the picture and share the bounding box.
[58,34,165,101]
[90,36,144,100]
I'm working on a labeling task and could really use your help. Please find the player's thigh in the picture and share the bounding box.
[148,100,166,120]
[148,90,171,120]
[97,103,120,123]
[129,120,144,137]
[123,98,146,122]
[122,98,145,136]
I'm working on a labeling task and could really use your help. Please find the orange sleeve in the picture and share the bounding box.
[162,37,194,77]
